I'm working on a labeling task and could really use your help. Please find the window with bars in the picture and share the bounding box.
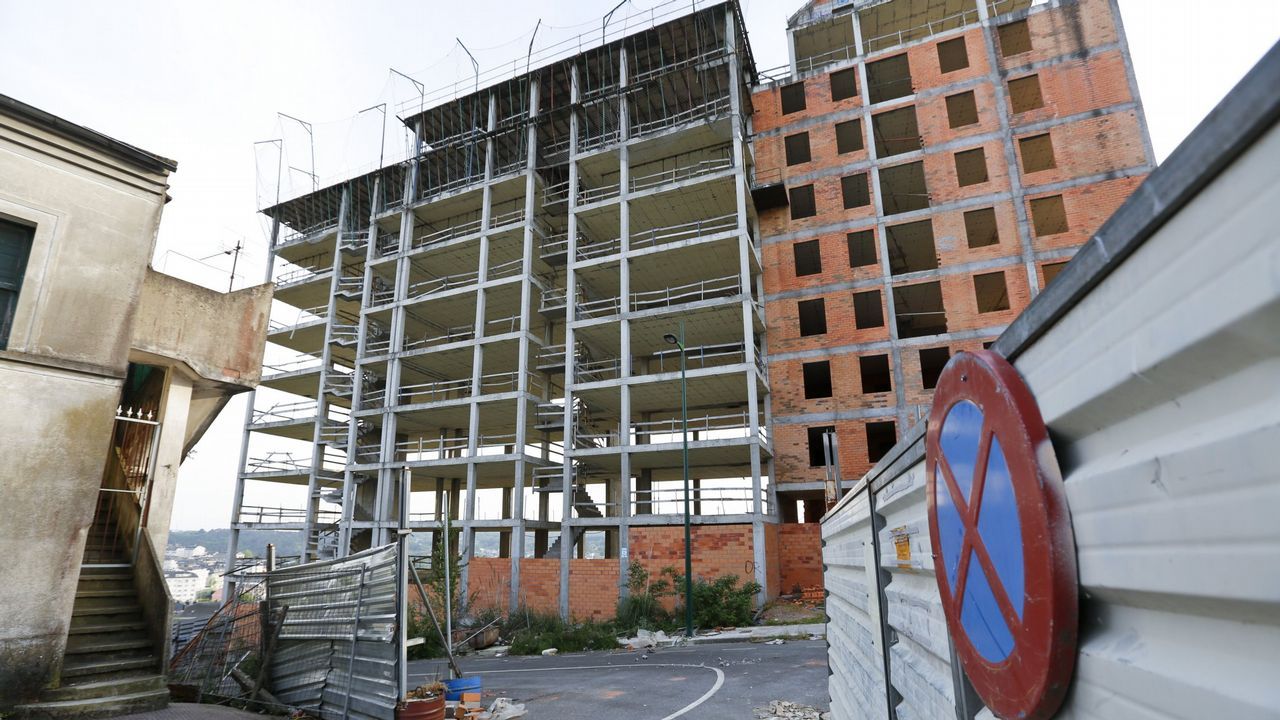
[0,219,33,350]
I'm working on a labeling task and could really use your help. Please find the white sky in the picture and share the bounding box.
[1,0,1275,530]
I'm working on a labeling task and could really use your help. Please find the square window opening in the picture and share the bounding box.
[964,207,1000,248]
[866,421,897,463]
[807,425,837,467]
[867,54,913,104]
[781,81,807,114]
[974,271,1011,313]
[847,229,877,267]
[831,68,859,101]
[835,118,865,154]
[879,161,930,215]
[954,147,989,186]
[997,19,1032,57]
[793,239,823,277]
[1042,261,1068,287]
[945,91,979,128]
[893,281,947,338]
[1008,75,1044,113]
[790,185,817,219]
[803,360,834,399]
[841,173,871,209]
[859,354,892,394]
[785,132,812,166]
[937,37,969,73]
[886,219,938,275]
[1030,194,1068,236]
[872,106,921,157]
[853,289,884,329]
[1019,133,1057,173]
[799,298,828,336]
[919,347,950,389]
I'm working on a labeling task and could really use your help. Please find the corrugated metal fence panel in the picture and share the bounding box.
[821,485,886,719]
[875,457,958,720]
[267,544,402,720]
[1011,122,1280,718]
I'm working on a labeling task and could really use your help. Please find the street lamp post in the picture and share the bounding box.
[664,321,694,638]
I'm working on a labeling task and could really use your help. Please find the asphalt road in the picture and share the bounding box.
[407,639,830,719]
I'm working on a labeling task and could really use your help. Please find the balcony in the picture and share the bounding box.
[363,371,546,409]
[577,274,743,321]
[236,505,341,528]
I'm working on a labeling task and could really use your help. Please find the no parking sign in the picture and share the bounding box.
[925,350,1078,720]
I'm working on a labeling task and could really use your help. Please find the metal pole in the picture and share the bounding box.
[443,494,453,656]
[679,319,693,638]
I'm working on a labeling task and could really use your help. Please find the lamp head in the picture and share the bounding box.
[663,333,679,346]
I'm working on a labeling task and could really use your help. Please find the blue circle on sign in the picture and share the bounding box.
[934,399,1025,663]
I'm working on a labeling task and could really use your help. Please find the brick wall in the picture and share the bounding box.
[629,524,758,591]
[567,559,620,621]
[468,557,512,613]
[778,523,824,593]
[754,0,1150,489]
[517,559,561,616]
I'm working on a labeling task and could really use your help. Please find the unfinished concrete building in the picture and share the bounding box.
[750,0,1153,550]
[231,0,776,619]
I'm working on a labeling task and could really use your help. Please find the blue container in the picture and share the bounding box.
[443,676,482,702]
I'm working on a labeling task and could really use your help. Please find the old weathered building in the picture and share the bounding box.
[0,95,271,715]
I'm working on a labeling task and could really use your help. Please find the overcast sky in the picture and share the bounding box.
[1,0,1275,531]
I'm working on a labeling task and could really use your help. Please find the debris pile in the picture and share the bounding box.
[753,700,830,720]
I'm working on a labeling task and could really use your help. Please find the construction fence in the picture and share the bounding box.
[170,543,407,720]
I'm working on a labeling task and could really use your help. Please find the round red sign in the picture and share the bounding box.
[925,350,1077,720]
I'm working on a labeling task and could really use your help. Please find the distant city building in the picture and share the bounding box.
[165,571,201,603]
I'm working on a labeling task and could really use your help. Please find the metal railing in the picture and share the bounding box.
[262,356,323,378]
[575,274,743,320]
[396,432,519,461]
[630,95,731,138]
[269,305,327,334]
[251,399,319,425]
[338,230,369,253]
[631,153,733,194]
[645,341,749,374]
[631,213,739,252]
[862,8,980,54]
[632,485,762,516]
[274,252,331,287]
[237,506,341,525]
[365,371,546,408]
[632,410,762,443]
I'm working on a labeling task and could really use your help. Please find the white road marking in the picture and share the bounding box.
[408,661,726,717]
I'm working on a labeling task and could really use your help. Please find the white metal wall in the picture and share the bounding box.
[822,58,1280,720]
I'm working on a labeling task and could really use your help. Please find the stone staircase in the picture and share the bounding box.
[13,537,168,718]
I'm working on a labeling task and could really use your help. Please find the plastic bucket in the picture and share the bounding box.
[397,694,445,720]
[443,675,482,701]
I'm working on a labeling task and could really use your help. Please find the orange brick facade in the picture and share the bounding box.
[754,0,1152,575]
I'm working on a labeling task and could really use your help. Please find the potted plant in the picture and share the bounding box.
[397,681,446,720]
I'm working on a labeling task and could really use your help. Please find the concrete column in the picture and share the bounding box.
[143,369,193,553]
[558,64,582,620]
[616,44,633,601]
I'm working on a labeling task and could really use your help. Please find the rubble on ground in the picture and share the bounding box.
[753,700,830,720]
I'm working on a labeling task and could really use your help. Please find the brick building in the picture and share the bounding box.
[750,0,1153,528]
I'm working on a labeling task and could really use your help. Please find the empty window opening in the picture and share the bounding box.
[1030,194,1068,236]
[1042,261,1068,287]
[836,119,865,154]
[919,347,950,389]
[879,161,930,215]
[803,360,834,399]
[808,425,837,467]
[964,207,1000,248]
[781,81,807,114]
[886,219,938,275]
[974,271,1011,313]
[860,354,892,394]
[937,37,969,73]
[997,19,1032,57]
[793,239,823,276]
[842,173,871,209]
[867,54,913,104]
[853,290,884,329]
[945,91,979,128]
[790,185,817,219]
[785,132,812,166]
[866,421,897,463]
[893,281,947,338]
[848,229,877,267]
[872,106,921,157]
[1019,133,1057,173]
[0,219,34,350]
[954,147,989,186]
[799,298,828,336]
[1008,75,1044,113]
[831,68,859,101]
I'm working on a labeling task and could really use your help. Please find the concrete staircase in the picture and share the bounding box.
[13,560,168,717]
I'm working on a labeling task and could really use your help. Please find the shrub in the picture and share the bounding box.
[505,610,618,655]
